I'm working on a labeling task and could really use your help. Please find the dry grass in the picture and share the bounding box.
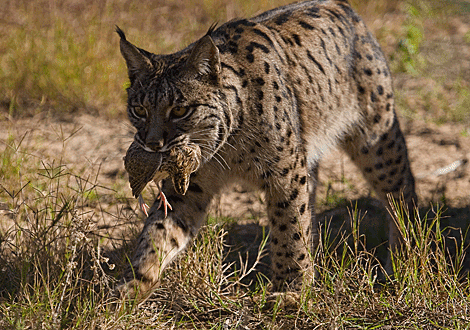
[1,152,469,328]
[1,0,470,328]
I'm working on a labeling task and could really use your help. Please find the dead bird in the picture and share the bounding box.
[124,141,201,216]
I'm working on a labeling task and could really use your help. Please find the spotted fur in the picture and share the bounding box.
[117,0,416,298]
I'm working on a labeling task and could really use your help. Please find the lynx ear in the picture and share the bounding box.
[184,34,221,83]
[116,26,153,83]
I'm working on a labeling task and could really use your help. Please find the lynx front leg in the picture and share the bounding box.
[118,177,214,300]
[267,157,313,291]
[119,211,192,299]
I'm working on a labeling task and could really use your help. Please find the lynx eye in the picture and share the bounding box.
[133,106,147,118]
[171,106,188,118]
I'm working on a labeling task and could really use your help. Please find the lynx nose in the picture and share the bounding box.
[145,140,165,152]
[145,130,167,151]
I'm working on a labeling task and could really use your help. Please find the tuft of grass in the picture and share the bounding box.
[0,163,115,328]
[388,0,470,124]
[323,179,348,208]
[0,129,132,328]
[398,77,470,124]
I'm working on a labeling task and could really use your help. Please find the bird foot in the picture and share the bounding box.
[138,195,150,217]
[157,191,173,218]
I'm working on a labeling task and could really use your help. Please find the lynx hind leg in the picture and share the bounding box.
[342,104,416,272]
[342,27,417,269]
[308,162,320,255]
[343,112,416,204]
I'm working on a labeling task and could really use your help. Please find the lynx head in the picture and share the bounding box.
[117,26,227,162]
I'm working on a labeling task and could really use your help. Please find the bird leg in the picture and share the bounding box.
[137,190,172,218]
[155,180,172,217]
[157,190,173,217]
[138,194,150,217]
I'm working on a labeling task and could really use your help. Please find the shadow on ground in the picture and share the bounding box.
[224,197,470,286]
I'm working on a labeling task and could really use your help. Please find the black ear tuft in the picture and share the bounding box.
[184,34,221,82]
[206,22,218,36]
[115,26,127,41]
[117,27,153,84]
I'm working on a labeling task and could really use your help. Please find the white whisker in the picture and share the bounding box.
[198,143,231,171]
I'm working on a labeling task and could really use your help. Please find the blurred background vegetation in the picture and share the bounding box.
[0,0,469,122]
